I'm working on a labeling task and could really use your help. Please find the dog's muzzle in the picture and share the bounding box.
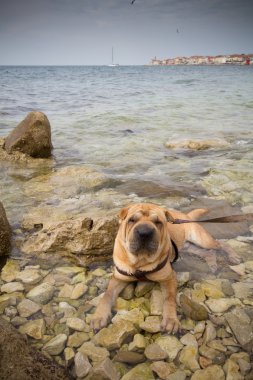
[129,223,159,255]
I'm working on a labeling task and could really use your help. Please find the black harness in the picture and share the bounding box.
[115,239,179,281]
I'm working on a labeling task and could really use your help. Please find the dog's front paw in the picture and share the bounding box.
[90,312,111,333]
[161,316,180,334]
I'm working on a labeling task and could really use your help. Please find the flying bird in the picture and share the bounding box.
[131,0,136,4]
[177,29,179,33]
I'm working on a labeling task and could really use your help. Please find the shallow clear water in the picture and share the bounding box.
[0,65,253,224]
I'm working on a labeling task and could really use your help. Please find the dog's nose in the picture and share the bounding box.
[136,225,155,239]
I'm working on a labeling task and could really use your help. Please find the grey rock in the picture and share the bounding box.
[43,334,67,355]
[0,202,11,256]
[4,111,53,158]
[144,343,168,361]
[74,352,91,378]
[17,299,41,318]
[225,309,253,350]
[26,282,55,304]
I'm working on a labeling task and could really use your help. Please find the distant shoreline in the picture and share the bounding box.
[150,53,253,66]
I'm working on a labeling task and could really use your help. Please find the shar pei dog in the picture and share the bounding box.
[91,203,240,334]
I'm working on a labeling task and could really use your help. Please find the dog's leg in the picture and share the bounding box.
[160,270,180,334]
[184,223,241,264]
[90,276,127,332]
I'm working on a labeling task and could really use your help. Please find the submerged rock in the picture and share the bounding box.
[155,335,183,361]
[165,139,229,150]
[94,320,136,350]
[191,364,225,380]
[4,111,53,158]
[180,294,208,321]
[121,363,154,380]
[0,201,11,256]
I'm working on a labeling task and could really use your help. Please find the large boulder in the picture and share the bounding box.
[20,214,119,261]
[0,317,72,380]
[4,111,53,158]
[0,201,11,256]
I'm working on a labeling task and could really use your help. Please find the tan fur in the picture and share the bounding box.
[91,203,239,333]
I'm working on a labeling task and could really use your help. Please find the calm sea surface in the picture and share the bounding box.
[0,65,253,224]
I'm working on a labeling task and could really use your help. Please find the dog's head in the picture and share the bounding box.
[118,203,173,256]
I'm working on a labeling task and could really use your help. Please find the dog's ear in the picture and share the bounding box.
[164,210,175,223]
[118,205,131,221]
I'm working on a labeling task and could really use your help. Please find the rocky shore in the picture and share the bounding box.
[0,112,253,379]
[0,252,253,379]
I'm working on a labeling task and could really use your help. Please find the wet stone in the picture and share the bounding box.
[224,358,243,380]
[94,320,136,350]
[205,298,241,313]
[179,345,200,372]
[1,260,20,282]
[89,357,120,380]
[128,333,146,352]
[26,282,55,304]
[139,315,161,333]
[17,298,41,317]
[78,341,109,363]
[180,294,208,321]
[120,363,155,380]
[150,361,177,380]
[112,308,144,326]
[74,352,92,378]
[150,288,163,315]
[225,309,253,350]
[67,331,90,347]
[43,333,67,355]
[1,282,24,293]
[155,335,183,361]
[64,346,75,366]
[113,351,146,364]
[144,343,168,361]
[19,318,45,339]
[191,365,225,380]
[66,317,89,332]
[16,269,43,284]
[134,282,154,297]
[120,283,135,300]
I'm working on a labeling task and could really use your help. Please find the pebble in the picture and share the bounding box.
[155,335,183,361]
[26,282,55,304]
[78,341,109,362]
[150,361,177,380]
[71,283,88,299]
[19,318,45,339]
[64,347,75,366]
[67,331,90,347]
[1,282,24,293]
[150,288,163,315]
[17,298,41,317]
[74,352,92,378]
[203,321,216,344]
[180,294,208,320]
[205,298,241,313]
[113,351,146,364]
[223,358,243,380]
[128,333,146,352]
[225,309,253,350]
[179,346,200,371]
[66,317,89,332]
[139,315,161,333]
[90,358,120,380]
[191,365,225,380]
[112,308,144,326]
[94,320,136,350]
[43,333,67,355]
[134,282,154,297]
[144,343,168,360]
[180,332,198,348]
[121,363,155,380]
[1,260,20,282]
[16,269,42,284]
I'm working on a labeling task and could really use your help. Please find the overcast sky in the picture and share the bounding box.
[0,0,252,65]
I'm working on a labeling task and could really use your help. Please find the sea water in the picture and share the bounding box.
[0,65,253,224]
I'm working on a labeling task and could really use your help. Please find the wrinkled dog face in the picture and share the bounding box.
[120,204,170,256]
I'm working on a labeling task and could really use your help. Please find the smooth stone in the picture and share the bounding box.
[78,341,109,362]
[155,335,183,361]
[199,345,220,360]
[203,321,216,344]
[114,297,130,311]
[64,347,75,366]
[58,284,74,298]
[180,294,208,320]
[94,320,136,350]
[1,282,24,293]
[55,266,84,276]
[17,299,41,317]
[58,301,76,317]
[16,269,42,284]
[139,316,161,333]
[67,331,90,347]
[191,365,225,380]
[43,333,67,355]
[71,283,88,299]
[113,351,145,364]
[120,363,155,380]
[128,334,146,352]
[150,289,163,315]
[180,333,198,348]
[150,361,177,379]
[179,346,200,371]
[177,272,190,287]
[112,308,144,326]
[144,343,168,360]
[223,358,243,380]
[88,358,120,380]
[207,340,227,353]
[232,282,253,299]
[167,370,186,380]
[205,298,241,313]
[120,284,135,300]
[26,283,55,304]
[74,352,92,378]
[66,317,89,332]
[134,282,154,297]
[19,319,45,339]
[1,260,20,282]
[225,309,253,350]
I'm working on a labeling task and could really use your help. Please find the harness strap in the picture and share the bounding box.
[115,239,179,281]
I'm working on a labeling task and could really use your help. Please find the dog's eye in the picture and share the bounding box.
[155,220,162,226]
[128,217,136,224]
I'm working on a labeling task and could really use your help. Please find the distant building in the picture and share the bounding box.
[149,53,253,66]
